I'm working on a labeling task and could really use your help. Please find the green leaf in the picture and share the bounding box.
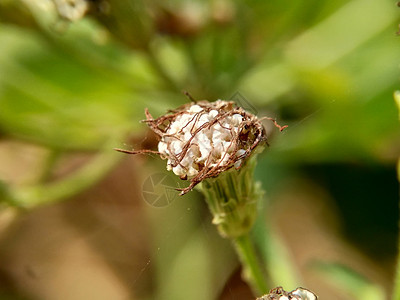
[0,24,152,150]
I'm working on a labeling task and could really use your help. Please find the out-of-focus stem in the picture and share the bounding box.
[37,149,61,183]
[147,46,180,92]
[233,234,268,296]
[9,137,123,208]
[393,158,400,300]
[392,92,400,300]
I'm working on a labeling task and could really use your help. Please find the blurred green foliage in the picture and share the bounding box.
[0,0,399,299]
[314,262,385,300]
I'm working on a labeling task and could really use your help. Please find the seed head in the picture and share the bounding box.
[115,99,287,195]
[257,287,318,300]
[144,100,267,194]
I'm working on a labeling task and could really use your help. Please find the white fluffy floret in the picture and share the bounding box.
[157,102,245,177]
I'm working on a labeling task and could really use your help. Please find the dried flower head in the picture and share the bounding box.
[54,0,89,21]
[116,98,287,195]
[257,287,318,300]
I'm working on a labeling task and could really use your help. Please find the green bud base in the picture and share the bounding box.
[197,156,262,239]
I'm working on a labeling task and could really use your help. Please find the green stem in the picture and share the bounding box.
[393,158,400,300]
[393,95,400,300]
[37,149,61,183]
[197,156,270,296]
[8,137,123,208]
[233,234,268,296]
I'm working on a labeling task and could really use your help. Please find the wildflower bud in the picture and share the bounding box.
[150,100,267,195]
[155,4,207,38]
[211,0,236,25]
[117,99,289,294]
[116,99,286,238]
[147,99,267,238]
[257,287,318,300]
[53,0,89,21]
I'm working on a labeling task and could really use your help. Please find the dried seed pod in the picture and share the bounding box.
[144,100,267,194]
[116,98,287,196]
[115,98,287,238]
[257,287,318,300]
